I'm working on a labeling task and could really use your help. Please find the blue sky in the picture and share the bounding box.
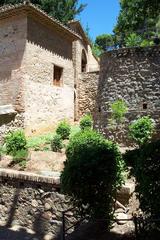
[78,0,120,40]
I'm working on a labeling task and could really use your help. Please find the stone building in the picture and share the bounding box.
[0,2,99,139]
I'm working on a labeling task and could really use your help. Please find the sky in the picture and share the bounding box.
[78,0,120,41]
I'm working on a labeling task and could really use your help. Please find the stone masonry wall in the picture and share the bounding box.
[22,16,75,134]
[0,14,27,142]
[0,14,26,111]
[0,169,71,239]
[0,113,24,143]
[94,46,160,145]
[78,71,99,117]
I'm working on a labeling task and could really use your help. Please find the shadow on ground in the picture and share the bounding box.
[0,226,38,240]
[65,222,135,240]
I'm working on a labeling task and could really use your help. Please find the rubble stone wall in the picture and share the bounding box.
[78,71,99,117]
[95,46,160,145]
[0,169,71,239]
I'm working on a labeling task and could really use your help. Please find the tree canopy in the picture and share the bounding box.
[93,0,160,51]
[114,0,160,45]
[0,0,86,24]
[95,34,116,52]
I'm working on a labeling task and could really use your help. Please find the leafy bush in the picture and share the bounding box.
[13,149,28,169]
[56,120,71,140]
[5,130,27,156]
[140,39,154,47]
[79,114,93,130]
[51,134,63,152]
[129,116,155,146]
[125,33,142,47]
[0,145,6,156]
[110,99,128,126]
[61,129,124,227]
[135,140,160,218]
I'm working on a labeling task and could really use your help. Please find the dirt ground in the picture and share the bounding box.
[0,150,66,174]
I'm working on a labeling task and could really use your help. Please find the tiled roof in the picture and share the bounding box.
[0,1,81,40]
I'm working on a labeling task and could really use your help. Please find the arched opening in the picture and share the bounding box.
[81,49,87,72]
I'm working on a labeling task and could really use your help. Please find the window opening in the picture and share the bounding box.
[143,103,148,110]
[53,65,63,86]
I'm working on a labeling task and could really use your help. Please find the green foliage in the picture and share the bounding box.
[125,33,142,47]
[79,114,93,130]
[51,134,63,152]
[91,44,103,58]
[135,140,160,218]
[123,148,140,169]
[114,0,160,46]
[61,129,124,225]
[12,149,28,169]
[5,130,27,156]
[140,39,154,47]
[129,116,155,146]
[0,145,6,156]
[56,120,71,140]
[110,99,128,126]
[125,33,154,47]
[95,34,115,52]
[0,0,86,24]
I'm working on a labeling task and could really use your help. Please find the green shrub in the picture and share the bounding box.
[13,149,28,163]
[110,99,128,126]
[51,134,63,152]
[5,130,27,156]
[79,114,93,130]
[135,140,160,218]
[123,148,141,171]
[140,39,154,47]
[61,129,124,227]
[0,145,6,156]
[56,120,71,140]
[129,116,155,146]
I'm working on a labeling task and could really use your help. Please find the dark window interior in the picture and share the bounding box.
[53,65,63,86]
[143,103,148,110]
[81,50,87,72]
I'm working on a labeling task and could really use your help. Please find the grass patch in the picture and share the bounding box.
[27,132,55,149]
[27,125,80,151]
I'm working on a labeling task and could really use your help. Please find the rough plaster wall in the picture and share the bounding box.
[78,72,99,117]
[0,14,27,111]
[88,45,99,72]
[73,40,89,120]
[0,14,27,142]
[95,46,160,145]
[23,17,75,133]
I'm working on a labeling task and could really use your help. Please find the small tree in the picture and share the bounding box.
[109,99,128,128]
[61,130,124,227]
[56,120,71,140]
[79,114,93,130]
[4,130,27,156]
[129,116,155,146]
[51,134,63,152]
[95,34,115,52]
